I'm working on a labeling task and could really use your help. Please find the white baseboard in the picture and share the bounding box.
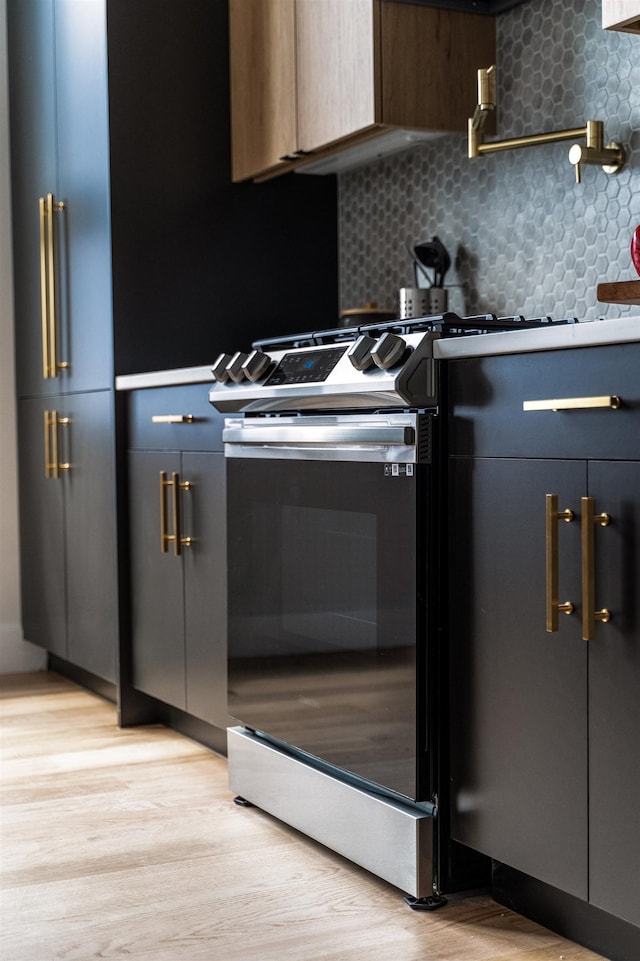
[0,623,47,673]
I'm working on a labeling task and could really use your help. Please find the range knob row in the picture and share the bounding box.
[346,332,408,371]
[212,332,408,384]
[211,349,272,383]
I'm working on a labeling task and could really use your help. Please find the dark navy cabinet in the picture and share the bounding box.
[9,0,117,684]
[18,391,118,683]
[8,0,58,397]
[586,460,640,929]
[9,0,112,396]
[8,0,338,705]
[127,385,228,728]
[448,343,640,954]
[449,455,589,898]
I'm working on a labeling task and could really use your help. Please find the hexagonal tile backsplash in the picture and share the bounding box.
[337,0,639,321]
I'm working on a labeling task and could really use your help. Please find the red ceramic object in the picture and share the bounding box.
[632,225,640,277]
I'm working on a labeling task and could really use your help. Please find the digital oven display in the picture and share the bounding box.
[264,346,347,386]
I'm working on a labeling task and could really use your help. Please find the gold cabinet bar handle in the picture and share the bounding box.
[44,410,54,478]
[151,415,195,424]
[581,496,612,641]
[50,409,59,479]
[39,198,50,378]
[44,410,71,478]
[172,474,194,555]
[46,194,57,377]
[56,416,71,473]
[159,472,192,554]
[171,471,181,557]
[178,479,192,550]
[545,494,575,632]
[524,396,621,412]
[159,470,171,553]
[44,194,68,378]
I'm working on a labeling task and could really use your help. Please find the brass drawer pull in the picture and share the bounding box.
[545,494,575,632]
[581,497,611,641]
[39,198,48,378]
[44,409,55,478]
[43,410,71,479]
[524,395,621,412]
[159,471,193,555]
[151,414,195,424]
[159,471,174,554]
[176,478,193,553]
[38,194,67,379]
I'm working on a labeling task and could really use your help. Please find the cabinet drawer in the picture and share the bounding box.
[448,343,640,460]
[129,384,225,451]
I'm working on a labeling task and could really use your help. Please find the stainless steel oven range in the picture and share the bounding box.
[209,312,572,904]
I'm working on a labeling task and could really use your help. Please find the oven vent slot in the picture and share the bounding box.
[417,415,433,464]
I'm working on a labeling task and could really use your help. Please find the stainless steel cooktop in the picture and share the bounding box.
[208,312,575,413]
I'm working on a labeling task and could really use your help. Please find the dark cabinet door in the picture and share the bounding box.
[17,395,66,656]
[8,0,112,397]
[183,452,228,729]
[129,451,186,710]
[8,0,59,397]
[54,0,112,392]
[17,390,116,682]
[64,390,117,682]
[588,461,640,927]
[128,449,228,725]
[449,456,589,899]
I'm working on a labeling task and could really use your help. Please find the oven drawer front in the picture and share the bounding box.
[223,412,433,464]
[448,343,640,460]
[129,384,225,451]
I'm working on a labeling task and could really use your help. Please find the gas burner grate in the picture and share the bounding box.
[253,312,578,351]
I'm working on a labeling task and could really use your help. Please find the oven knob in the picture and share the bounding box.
[226,351,249,382]
[241,349,272,382]
[347,335,377,371]
[371,332,406,369]
[211,353,234,383]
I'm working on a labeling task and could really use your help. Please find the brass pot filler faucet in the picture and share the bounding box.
[468,65,626,184]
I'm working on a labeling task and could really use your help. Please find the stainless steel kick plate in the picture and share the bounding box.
[227,725,434,898]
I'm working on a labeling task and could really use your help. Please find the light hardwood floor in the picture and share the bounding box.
[1,671,606,961]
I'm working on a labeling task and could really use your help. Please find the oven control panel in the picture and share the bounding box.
[265,347,347,386]
[209,331,438,413]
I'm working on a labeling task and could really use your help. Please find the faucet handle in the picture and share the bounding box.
[477,65,496,112]
[568,136,625,183]
[569,144,583,183]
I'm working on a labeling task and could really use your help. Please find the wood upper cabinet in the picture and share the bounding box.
[229,0,496,181]
[295,0,377,154]
[602,0,640,32]
[228,0,297,181]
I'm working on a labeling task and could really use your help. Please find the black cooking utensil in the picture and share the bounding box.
[413,236,451,288]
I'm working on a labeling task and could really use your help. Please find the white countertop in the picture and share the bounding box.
[433,315,640,360]
[115,317,640,390]
[116,364,215,390]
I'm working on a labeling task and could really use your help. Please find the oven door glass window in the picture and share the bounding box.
[227,457,427,801]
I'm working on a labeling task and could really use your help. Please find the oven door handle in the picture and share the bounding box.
[223,414,430,463]
[222,424,415,447]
